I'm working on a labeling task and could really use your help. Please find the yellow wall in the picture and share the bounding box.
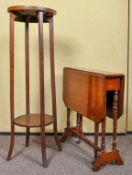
[0,0,128,133]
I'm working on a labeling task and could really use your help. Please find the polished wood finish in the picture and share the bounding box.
[61,67,124,171]
[7,6,61,167]
[112,91,119,151]
[7,13,16,161]
[14,114,54,127]
[25,19,30,147]
[94,122,99,159]
[8,6,56,23]
[67,108,70,128]
[63,68,106,123]
[49,18,62,151]
[63,68,124,121]
[38,11,48,167]
[93,150,123,171]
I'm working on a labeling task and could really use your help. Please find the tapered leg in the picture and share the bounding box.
[49,18,61,151]
[25,20,30,147]
[7,13,16,161]
[25,127,30,147]
[53,121,62,151]
[94,122,99,159]
[7,128,15,161]
[38,11,48,167]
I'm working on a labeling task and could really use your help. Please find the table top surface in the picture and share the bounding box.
[8,6,56,23]
[63,67,125,121]
[64,67,124,78]
[8,5,56,15]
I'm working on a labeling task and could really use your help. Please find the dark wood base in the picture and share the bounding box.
[61,127,124,171]
[92,150,124,171]
[60,127,102,152]
[60,127,77,142]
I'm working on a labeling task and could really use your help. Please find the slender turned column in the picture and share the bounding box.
[76,113,83,143]
[7,13,16,161]
[94,122,99,159]
[38,11,48,167]
[76,113,81,143]
[25,20,30,147]
[76,113,83,131]
[49,17,61,151]
[79,115,83,131]
[112,91,119,150]
[101,118,106,152]
[101,92,107,152]
[67,108,70,128]
[76,113,80,127]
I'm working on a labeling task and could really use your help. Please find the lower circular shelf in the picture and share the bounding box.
[14,114,54,127]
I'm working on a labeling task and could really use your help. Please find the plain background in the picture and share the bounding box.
[0,0,130,133]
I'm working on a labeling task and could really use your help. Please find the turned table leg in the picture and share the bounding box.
[112,90,118,150]
[93,91,124,171]
[76,113,83,143]
[77,113,83,131]
[60,108,72,142]
[94,122,99,159]
[67,108,70,128]
[101,118,106,152]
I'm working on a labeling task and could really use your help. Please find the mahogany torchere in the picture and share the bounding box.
[7,6,61,167]
[61,67,124,171]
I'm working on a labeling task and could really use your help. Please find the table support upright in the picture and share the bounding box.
[7,13,15,161]
[25,19,30,147]
[49,18,61,151]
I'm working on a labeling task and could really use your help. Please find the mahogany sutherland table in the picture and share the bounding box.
[61,67,124,171]
[7,6,61,167]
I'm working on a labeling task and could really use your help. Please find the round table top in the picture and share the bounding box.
[8,6,56,23]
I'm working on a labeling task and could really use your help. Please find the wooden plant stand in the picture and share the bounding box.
[7,6,61,167]
[61,67,124,171]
